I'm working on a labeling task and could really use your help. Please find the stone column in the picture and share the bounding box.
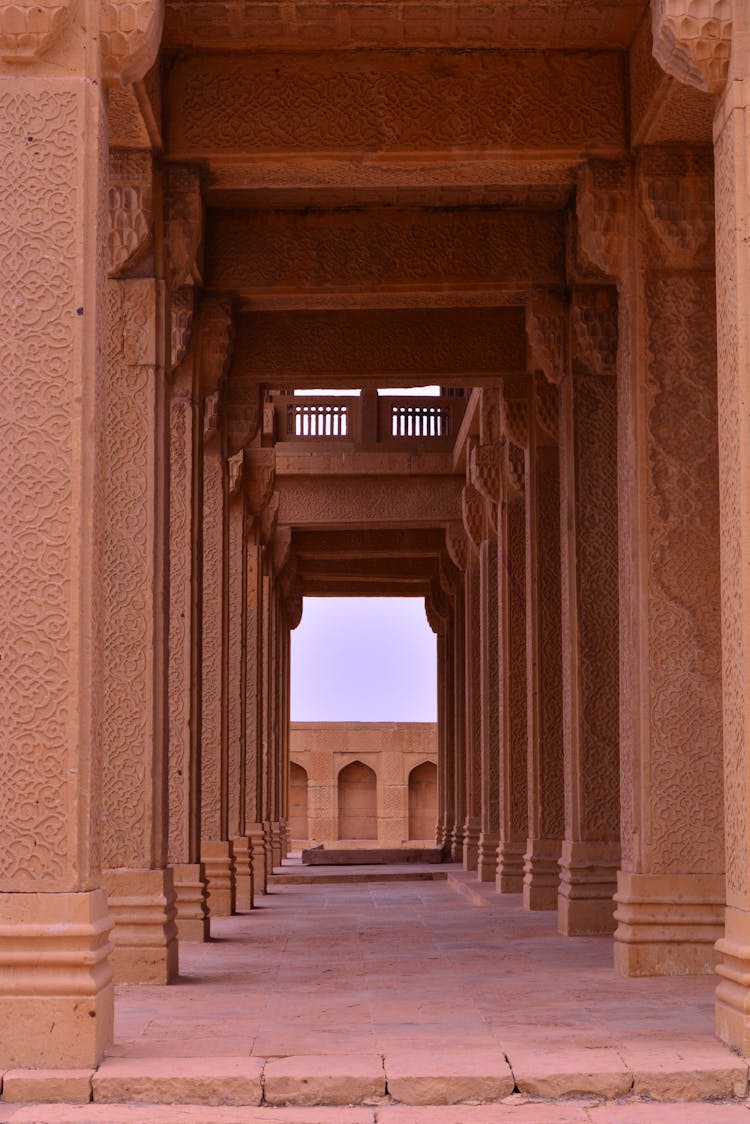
[446,524,467,862]
[523,376,565,910]
[198,302,236,916]
[461,482,484,871]
[578,152,724,973]
[496,422,529,893]
[102,268,177,984]
[553,287,621,935]
[0,0,170,1063]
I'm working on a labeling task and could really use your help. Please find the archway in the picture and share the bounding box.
[408,761,438,841]
[338,761,377,840]
[289,762,309,842]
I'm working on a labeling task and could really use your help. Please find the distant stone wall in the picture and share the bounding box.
[289,722,438,848]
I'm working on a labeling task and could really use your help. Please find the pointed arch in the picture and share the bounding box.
[408,760,438,841]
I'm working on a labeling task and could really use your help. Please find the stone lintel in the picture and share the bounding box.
[277,475,462,530]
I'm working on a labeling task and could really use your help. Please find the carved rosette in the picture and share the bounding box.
[651,0,731,95]
[170,286,194,371]
[461,483,485,549]
[470,442,503,506]
[0,0,71,61]
[445,521,468,574]
[101,0,165,86]
[572,286,618,378]
[108,149,153,277]
[577,160,630,278]
[526,290,567,385]
[639,149,715,268]
[166,165,203,290]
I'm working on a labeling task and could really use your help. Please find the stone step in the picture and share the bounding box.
[301,846,444,866]
[268,863,451,886]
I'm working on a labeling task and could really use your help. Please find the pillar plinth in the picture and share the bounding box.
[496,843,525,893]
[271,821,283,869]
[232,835,255,911]
[558,841,620,936]
[103,870,179,985]
[614,873,724,976]
[477,834,500,882]
[200,840,236,916]
[0,891,114,1068]
[279,819,289,859]
[248,823,268,894]
[523,839,562,911]
[171,863,209,942]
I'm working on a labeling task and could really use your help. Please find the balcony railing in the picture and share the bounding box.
[271,393,464,451]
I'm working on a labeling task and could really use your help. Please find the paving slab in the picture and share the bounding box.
[617,1039,749,1100]
[1,1070,93,1104]
[263,1054,386,1106]
[376,1104,592,1123]
[92,1057,264,1106]
[588,1104,750,1123]
[384,1050,514,1104]
[507,1046,633,1099]
[0,1107,373,1123]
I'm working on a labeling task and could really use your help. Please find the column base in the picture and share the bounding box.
[523,838,562,911]
[103,869,179,985]
[248,824,267,894]
[495,842,525,894]
[449,822,465,863]
[232,836,255,911]
[477,832,500,882]
[270,820,283,869]
[171,863,209,942]
[200,839,236,917]
[435,817,447,848]
[279,819,289,859]
[0,889,114,1068]
[262,821,275,877]
[462,818,481,872]
[557,840,620,936]
[716,905,750,1054]
[613,871,724,976]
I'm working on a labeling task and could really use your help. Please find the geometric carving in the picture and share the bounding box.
[108,149,153,277]
[165,164,202,290]
[504,442,526,499]
[0,0,71,60]
[651,0,731,95]
[228,449,244,497]
[501,379,529,449]
[101,0,165,87]
[462,482,485,548]
[526,289,567,385]
[577,160,631,278]
[445,521,467,573]
[197,296,233,395]
[639,148,715,268]
[224,378,262,456]
[470,442,503,506]
[535,374,559,445]
[170,285,194,371]
[572,286,618,378]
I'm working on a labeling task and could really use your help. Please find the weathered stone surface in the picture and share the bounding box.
[92,1058,264,1106]
[263,1055,385,1106]
[384,1050,514,1104]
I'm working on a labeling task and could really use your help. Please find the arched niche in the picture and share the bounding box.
[338,760,377,841]
[289,761,309,841]
[408,760,438,841]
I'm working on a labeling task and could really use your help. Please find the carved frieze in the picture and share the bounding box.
[166,164,202,290]
[651,0,731,95]
[572,286,618,378]
[0,0,71,61]
[639,148,715,268]
[101,0,165,87]
[576,160,631,278]
[526,290,567,385]
[108,149,153,277]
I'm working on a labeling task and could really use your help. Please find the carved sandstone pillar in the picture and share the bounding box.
[557,287,621,935]
[461,480,484,872]
[446,524,468,862]
[578,153,724,973]
[523,376,565,910]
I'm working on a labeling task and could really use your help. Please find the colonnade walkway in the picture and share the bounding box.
[4,875,750,1120]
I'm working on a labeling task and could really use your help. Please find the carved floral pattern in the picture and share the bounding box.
[572,285,618,378]
[0,0,70,60]
[101,0,165,86]
[651,0,731,94]
[108,149,152,277]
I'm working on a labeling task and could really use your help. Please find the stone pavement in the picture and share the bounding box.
[1,878,747,1116]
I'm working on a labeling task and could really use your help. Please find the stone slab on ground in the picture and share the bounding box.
[508,1046,633,1099]
[1,1070,93,1104]
[616,1039,749,1100]
[588,1104,750,1124]
[446,870,498,906]
[268,864,450,885]
[263,1054,386,1105]
[301,848,443,866]
[0,1107,373,1123]
[384,1049,514,1103]
[92,1057,264,1106]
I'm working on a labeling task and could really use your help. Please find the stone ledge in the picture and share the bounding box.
[384,1050,514,1104]
[263,1054,385,1106]
[1,1070,93,1105]
[508,1046,634,1099]
[91,1057,264,1106]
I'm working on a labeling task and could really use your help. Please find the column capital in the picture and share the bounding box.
[500,376,530,450]
[503,442,525,500]
[533,373,559,446]
[526,289,567,386]
[227,448,244,497]
[170,286,195,374]
[108,149,152,278]
[470,441,503,506]
[244,448,276,517]
[197,296,233,396]
[0,1,72,62]
[571,286,618,379]
[651,0,731,95]
[638,147,715,269]
[101,0,164,87]
[224,378,262,455]
[445,521,468,574]
[576,159,631,278]
[165,164,203,291]
[461,482,484,551]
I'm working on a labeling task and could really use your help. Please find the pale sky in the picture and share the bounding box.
[291,597,437,721]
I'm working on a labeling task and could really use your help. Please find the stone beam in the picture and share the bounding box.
[164,1,645,52]
[206,209,565,309]
[167,51,626,162]
[231,308,526,388]
[297,557,441,583]
[278,476,462,529]
[292,529,446,559]
[303,580,431,597]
